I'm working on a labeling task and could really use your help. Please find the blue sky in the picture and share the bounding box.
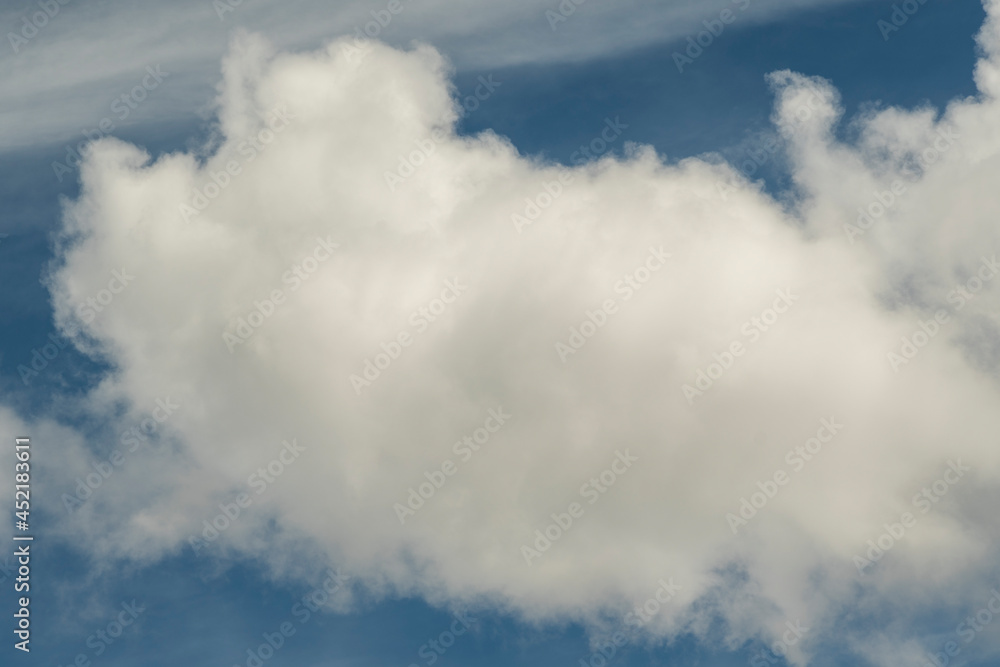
[4,1,1000,666]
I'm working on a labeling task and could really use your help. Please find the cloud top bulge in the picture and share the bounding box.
[39,2,1000,663]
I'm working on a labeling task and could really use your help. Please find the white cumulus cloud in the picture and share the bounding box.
[37,2,1000,663]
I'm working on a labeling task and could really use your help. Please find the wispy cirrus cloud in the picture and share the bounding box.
[0,0,869,151]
